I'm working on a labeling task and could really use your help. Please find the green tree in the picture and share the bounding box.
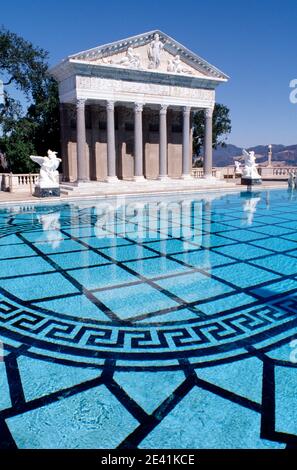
[27,78,60,158]
[193,103,231,157]
[0,120,36,172]
[0,27,60,173]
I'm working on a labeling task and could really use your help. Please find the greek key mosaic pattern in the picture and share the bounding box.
[1,189,297,448]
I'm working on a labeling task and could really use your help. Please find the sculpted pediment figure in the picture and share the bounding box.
[147,33,164,69]
[167,55,193,75]
[110,46,142,69]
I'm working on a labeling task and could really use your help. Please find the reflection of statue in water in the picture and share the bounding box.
[243,197,261,225]
[288,171,297,189]
[30,150,61,188]
[148,33,164,69]
[242,150,261,179]
[38,212,61,249]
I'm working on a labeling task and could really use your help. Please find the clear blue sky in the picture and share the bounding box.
[1,0,297,147]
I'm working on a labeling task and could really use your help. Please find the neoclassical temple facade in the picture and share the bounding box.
[50,30,228,183]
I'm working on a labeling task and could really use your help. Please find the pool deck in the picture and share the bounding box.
[0,179,288,205]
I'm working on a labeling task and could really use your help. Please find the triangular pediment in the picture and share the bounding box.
[68,30,228,80]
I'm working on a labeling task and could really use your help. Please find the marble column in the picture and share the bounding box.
[158,104,168,180]
[90,104,99,181]
[203,107,214,178]
[59,103,69,181]
[181,106,192,179]
[76,99,89,182]
[134,103,145,181]
[106,100,118,182]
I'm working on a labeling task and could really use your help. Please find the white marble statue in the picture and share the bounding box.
[30,150,61,188]
[147,33,164,69]
[288,171,297,189]
[234,160,242,175]
[167,55,193,74]
[113,47,141,69]
[242,149,261,180]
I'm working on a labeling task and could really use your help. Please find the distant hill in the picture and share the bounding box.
[213,144,297,167]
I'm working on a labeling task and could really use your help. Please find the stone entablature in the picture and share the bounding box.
[57,63,218,106]
[74,76,215,108]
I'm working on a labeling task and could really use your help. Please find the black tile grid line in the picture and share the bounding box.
[7,221,276,322]
[0,200,292,274]
[14,231,209,326]
[117,356,267,449]
[57,206,297,310]
[61,219,297,300]
[14,232,125,324]
[0,204,297,328]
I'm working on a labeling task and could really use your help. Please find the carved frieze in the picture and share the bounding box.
[76,76,214,104]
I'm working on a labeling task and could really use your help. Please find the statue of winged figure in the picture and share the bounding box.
[30,150,61,188]
[242,149,261,180]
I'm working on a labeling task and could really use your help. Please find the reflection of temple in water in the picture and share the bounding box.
[72,196,207,241]
[70,194,221,272]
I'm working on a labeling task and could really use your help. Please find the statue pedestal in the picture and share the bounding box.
[241,177,262,186]
[34,186,60,197]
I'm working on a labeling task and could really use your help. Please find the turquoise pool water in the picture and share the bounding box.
[0,188,297,448]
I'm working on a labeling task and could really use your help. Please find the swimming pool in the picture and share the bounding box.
[0,188,297,448]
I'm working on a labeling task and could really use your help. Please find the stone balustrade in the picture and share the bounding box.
[216,166,297,180]
[3,165,294,195]
[192,168,220,179]
[258,167,297,179]
[0,173,39,193]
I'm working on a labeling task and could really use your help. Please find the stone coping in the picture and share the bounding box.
[0,180,287,207]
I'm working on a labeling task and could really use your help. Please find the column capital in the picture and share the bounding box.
[134,102,144,113]
[106,100,115,111]
[183,106,191,115]
[76,98,86,109]
[204,107,214,118]
[159,104,168,115]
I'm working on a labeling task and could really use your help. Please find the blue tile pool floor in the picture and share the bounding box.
[1,189,297,448]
